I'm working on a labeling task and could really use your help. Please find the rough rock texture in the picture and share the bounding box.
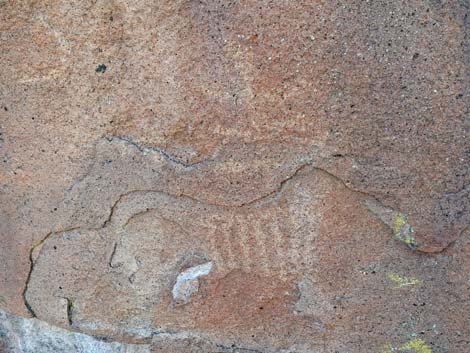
[0,0,469,352]
[0,310,150,353]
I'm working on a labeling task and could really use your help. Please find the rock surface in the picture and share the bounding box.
[0,309,150,353]
[0,0,469,352]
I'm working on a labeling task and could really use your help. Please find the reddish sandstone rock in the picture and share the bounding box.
[0,0,468,352]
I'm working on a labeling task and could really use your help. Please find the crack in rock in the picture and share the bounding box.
[107,135,217,169]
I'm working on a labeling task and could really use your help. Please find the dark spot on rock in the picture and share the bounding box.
[3,107,7,111]
[95,64,107,73]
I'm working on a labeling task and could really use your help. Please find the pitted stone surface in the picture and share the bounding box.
[0,0,468,352]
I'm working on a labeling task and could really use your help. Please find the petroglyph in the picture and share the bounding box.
[25,163,389,341]
[24,136,466,350]
[3,1,469,351]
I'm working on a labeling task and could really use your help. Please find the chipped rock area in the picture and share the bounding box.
[172,262,213,306]
[0,0,469,353]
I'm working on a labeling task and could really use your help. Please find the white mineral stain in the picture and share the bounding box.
[172,261,213,305]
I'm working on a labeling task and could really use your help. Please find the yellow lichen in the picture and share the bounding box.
[388,273,422,289]
[394,213,407,235]
[382,338,433,353]
[393,213,416,247]
[399,338,432,353]
[381,343,394,353]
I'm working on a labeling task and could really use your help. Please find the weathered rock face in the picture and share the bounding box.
[0,0,468,352]
[0,310,150,353]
